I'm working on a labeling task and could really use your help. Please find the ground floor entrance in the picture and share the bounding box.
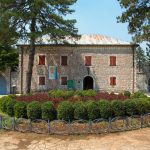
[83,76,94,90]
[0,74,7,95]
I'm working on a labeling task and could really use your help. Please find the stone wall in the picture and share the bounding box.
[18,45,136,93]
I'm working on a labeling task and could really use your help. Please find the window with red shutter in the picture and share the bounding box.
[61,76,67,85]
[110,77,116,86]
[39,77,45,85]
[39,55,45,65]
[110,56,116,66]
[61,56,68,66]
[85,56,92,66]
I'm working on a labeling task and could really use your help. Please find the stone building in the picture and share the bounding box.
[17,35,138,94]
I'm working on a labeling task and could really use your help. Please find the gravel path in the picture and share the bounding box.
[0,128,150,150]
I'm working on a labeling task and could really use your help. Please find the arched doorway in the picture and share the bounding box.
[83,76,94,90]
[0,74,7,95]
[148,79,150,93]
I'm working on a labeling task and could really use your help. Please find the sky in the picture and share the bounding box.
[68,0,132,43]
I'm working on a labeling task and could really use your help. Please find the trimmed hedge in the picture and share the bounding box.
[6,99,16,117]
[111,100,125,117]
[131,92,147,99]
[124,91,131,97]
[98,100,112,119]
[57,101,74,121]
[85,101,99,120]
[27,101,41,119]
[41,101,56,120]
[74,101,87,120]
[14,102,27,118]
[75,90,96,97]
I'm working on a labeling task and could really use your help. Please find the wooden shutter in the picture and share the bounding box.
[110,77,116,86]
[110,56,116,66]
[85,56,92,66]
[39,77,45,85]
[39,55,45,65]
[61,56,68,66]
[61,77,67,85]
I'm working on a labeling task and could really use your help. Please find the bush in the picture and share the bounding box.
[124,91,131,97]
[85,101,99,120]
[131,91,147,99]
[48,90,65,98]
[27,101,41,119]
[6,99,17,117]
[41,101,56,120]
[75,90,96,97]
[57,101,74,121]
[135,99,150,115]
[0,96,12,113]
[98,100,111,119]
[14,102,27,118]
[111,100,125,117]
[124,99,137,116]
[74,101,87,120]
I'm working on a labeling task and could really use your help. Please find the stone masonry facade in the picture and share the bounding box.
[18,44,136,94]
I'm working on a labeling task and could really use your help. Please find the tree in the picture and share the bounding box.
[136,46,146,72]
[146,44,150,67]
[117,0,150,43]
[0,0,79,93]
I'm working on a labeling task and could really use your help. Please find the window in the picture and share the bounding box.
[85,56,92,66]
[61,56,68,66]
[110,56,116,66]
[39,55,45,65]
[110,77,116,86]
[39,76,45,85]
[61,76,67,85]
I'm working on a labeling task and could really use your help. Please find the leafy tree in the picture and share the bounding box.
[0,0,79,93]
[136,46,146,72]
[117,0,150,43]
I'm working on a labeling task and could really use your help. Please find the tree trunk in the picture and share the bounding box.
[25,18,36,94]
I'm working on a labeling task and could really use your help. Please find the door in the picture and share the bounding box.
[0,75,7,95]
[83,76,93,90]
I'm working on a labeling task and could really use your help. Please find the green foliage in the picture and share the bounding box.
[0,96,12,113]
[57,101,74,121]
[131,92,147,99]
[74,101,87,120]
[111,100,125,117]
[75,90,96,97]
[41,101,56,120]
[135,99,150,115]
[118,0,150,43]
[98,100,112,119]
[27,101,41,119]
[14,102,27,118]
[6,99,16,117]
[48,90,74,99]
[85,101,99,120]
[124,99,137,116]
[123,91,131,97]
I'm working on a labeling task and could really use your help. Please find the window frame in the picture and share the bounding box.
[84,55,92,66]
[60,75,68,86]
[38,76,46,86]
[110,56,116,66]
[38,54,46,66]
[60,55,68,66]
[110,76,116,86]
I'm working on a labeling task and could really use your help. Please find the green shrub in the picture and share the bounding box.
[131,91,147,99]
[48,90,65,98]
[124,99,137,116]
[74,101,87,120]
[75,90,96,97]
[27,101,41,119]
[111,100,125,117]
[57,101,74,121]
[98,100,112,119]
[124,91,131,97]
[14,102,27,118]
[63,90,75,99]
[135,99,150,115]
[6,99,16,117]
[0,96,12,113]
[41,101,56,120]
[85,101,99,120]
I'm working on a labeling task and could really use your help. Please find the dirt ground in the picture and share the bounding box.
[0,128,150,150]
